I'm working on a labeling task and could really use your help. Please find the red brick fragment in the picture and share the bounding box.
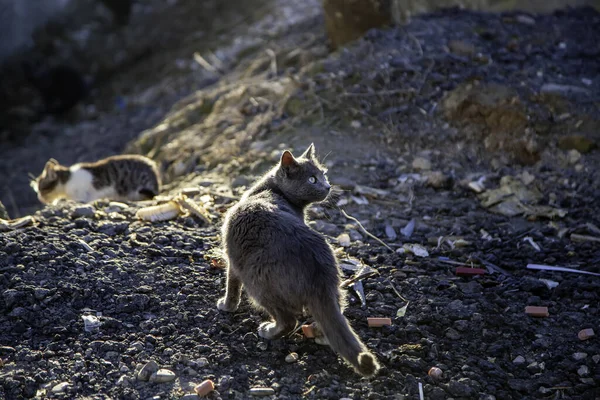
[455,267,486,276]
[525,306,549,317]
[367,317,392,327]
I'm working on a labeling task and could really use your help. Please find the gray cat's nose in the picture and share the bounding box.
[324,183,331,190]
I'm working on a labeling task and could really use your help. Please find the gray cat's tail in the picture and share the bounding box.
[308,297,380,377]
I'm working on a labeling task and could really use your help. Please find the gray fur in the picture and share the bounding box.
[217,143,380,377]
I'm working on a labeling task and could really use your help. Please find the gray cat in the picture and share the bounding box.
[217,144,380,377]
[31,155,161,204]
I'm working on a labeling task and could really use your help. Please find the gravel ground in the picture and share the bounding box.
[1,2,599,399]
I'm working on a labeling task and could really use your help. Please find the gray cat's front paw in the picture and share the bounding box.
[258,321,280,339]
[217,297,238,312]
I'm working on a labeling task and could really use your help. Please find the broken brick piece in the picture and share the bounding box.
[194,380,215,397]
[367,317,392,327]
[578,328,595,341]
[525,306,549,317]
[302,324,315,338]
[455,267,486,276]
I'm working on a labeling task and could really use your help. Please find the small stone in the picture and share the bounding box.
[428,367,443,379]
[558,135,596,153]
[512,356,526,364]
[567,149,581,164]
[516,15,536,25]
[51,382,69,394]
[412,157,431,171]
[116,375,132,387]
[425,171,449,188]
[337,233,351,247]
[285,352,299,363]
[350,120,362,129]
[249,387,275,396]
[448,40,476,56]
[137,360,159,381]
[592,355,600,364]
[149,369,176,383]
[445,328,461,340]
[577,365,589,376]
[194,379,215,397]
[181,394,200,400]
[311,220,338,235]
[73,205,95,218]
[231,175,251,188]
[193,357,209,368]
[573,352,588,361]
[578,328,595,341]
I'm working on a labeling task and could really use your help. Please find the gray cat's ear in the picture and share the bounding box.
[300,143,316,159]
[43,160,58,179]
[280,150,298,169]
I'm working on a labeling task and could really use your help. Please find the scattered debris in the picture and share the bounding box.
[455,267,486,276]
[149,369,176,383]
[523,236,541,251]
[418,382,424,400]
[302,323,321,339]
[367,317,392,327]
[82,315,101,332]
[468,176,486,193]
[137,360,159,381]
[194,379,215,397]
[285,352,299,363]
[401,243,429,257]
[428,367,443,379]
[341,209,393,251]
[578,328,595,341]
[340,264,379,288]
[249,387,275,396]
[527,264,600,277]
[396,303,408,318]
[385,224,398,240]
[337,233,351,247]
[352,280,367,308]
[136,192,212,223]
[570,234,600,243]
[401,219,415,238]
[539,279,559,290]
[525,306,549,317]
[0,215,36,232]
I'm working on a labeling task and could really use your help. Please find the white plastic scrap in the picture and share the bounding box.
[82,315,101,332]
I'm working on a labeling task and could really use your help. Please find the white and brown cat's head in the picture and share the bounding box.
[275,143,331,204]
[31,159,71,204]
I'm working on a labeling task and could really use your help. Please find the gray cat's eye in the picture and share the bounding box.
[308,176,317,184]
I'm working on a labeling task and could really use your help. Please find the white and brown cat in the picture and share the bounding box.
[31,155,161,204]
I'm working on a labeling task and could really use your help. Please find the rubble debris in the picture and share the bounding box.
[455,267,486,276]
[527,264,600,277]
[194,379,215,397]
[367,317,392,327]
[428,367,443,379]
[525,306,549,317]
[578,328,595,341]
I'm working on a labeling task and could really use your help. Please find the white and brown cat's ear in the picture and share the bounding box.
[280,150,299,169]
[43,159,58,179]
[301,143,316,160]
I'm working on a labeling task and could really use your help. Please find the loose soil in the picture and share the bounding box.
[0,1,599,399]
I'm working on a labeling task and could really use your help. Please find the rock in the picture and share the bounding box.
[285,352,299,363]
[445,328,461,340]
[149,369,176,383]
[512,355,526,364]
[577,365,589,376]
[425,171,450,188]
[558,135,596,153]
[51,382,70,394]
[337,233,351,247]
[231,175,251,188]
[540,83,590,95]
[573,352,587,361]
[448,40,475,56]
[73,205,95,217]
[249,387,275,396]
[516,15,536,25]
[137,360,159,381]
[33,287,50,300]
[181,395,200,400]
[448,379,476,397]
[412,157,431,171]
[116,375,132,387]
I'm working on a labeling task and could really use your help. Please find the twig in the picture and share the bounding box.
[386,279,409,303]
[193,52,221,75]
[340,209,393,252]
[265,48,277,76]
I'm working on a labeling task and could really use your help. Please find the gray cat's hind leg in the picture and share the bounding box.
[258,308,297,339]
[217,267,242,312]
